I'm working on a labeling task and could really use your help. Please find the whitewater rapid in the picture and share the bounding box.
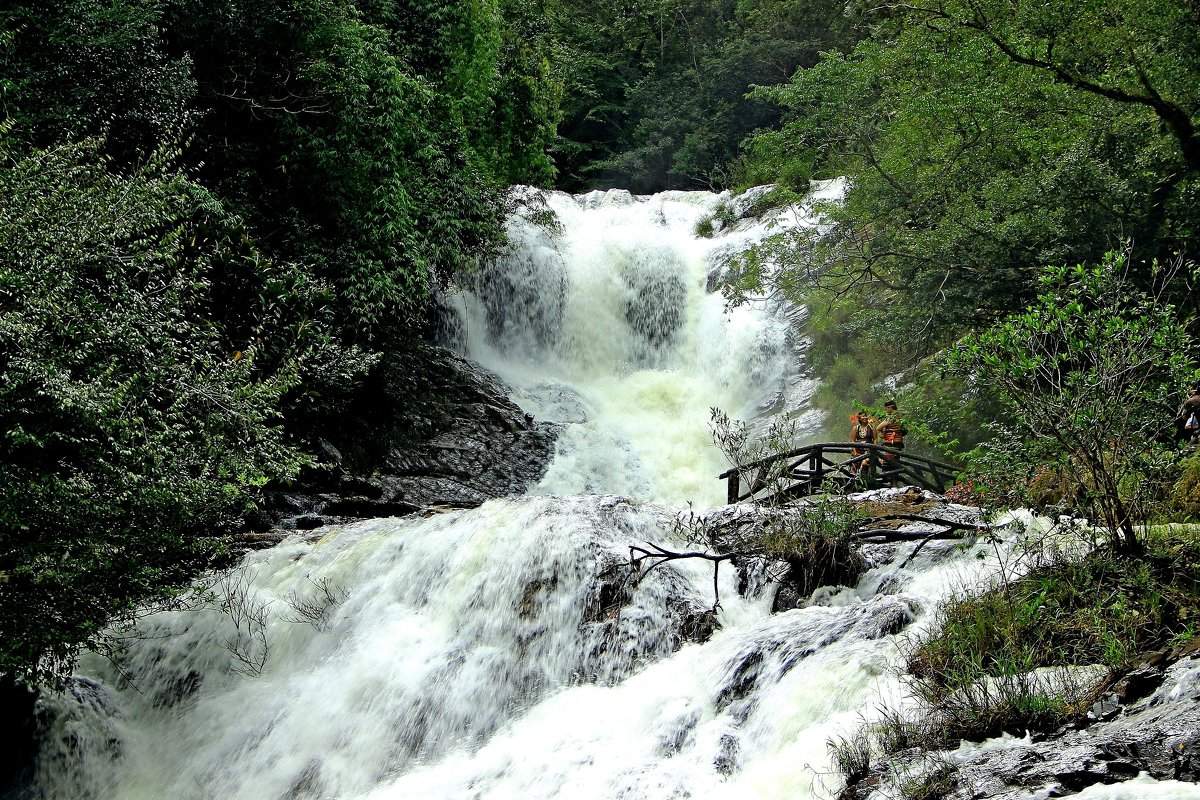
[447,185,832,507]
[24,186,1200,800]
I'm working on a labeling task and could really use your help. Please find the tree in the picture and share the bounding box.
[943,250,1199,551]
[0,0,196,161]
[902,0,1200,176]
[0,137,364,685]
[545,0,856,190]
[741,0,1200,369]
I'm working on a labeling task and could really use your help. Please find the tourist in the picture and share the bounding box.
[875,400,908,452]
[1177,381,1200,444]
[849,411,874,474]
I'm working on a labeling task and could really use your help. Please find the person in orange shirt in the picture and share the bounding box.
[875,400,908,452]
[874,400,909,485]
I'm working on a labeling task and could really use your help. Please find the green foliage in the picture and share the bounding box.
[161,1,480,345]
[827,728,872,786]
[943,251,1199,549]
[891,367,1011,459]
[546,0,857,190]
[899,760,957,800]
[901,529,1200,743]
[485,0,563,186]
[0,138,366,685]
[738,185,804,218]
[0,0,196,160]
[3,0,562,349]
[741,0,1200,380]
[1170,452,1200,520]
[693,200,736,238]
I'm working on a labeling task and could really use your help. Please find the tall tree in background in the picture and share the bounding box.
[546,0,857,191]
[741,0,1200,361]
[164,0,558,348]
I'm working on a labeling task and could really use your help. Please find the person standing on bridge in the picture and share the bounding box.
[874,400,908,486]
[848,411,875,474]
[875,400,908,452]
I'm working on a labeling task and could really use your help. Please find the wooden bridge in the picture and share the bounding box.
[718,442,957,504]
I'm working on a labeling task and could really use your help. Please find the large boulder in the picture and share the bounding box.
[247,349,557,539]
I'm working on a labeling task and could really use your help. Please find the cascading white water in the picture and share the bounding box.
[31,494,981,800]
[26,186,1200,800]
[447,186,831,507]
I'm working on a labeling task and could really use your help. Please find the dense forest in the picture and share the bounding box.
[2,0,1199,692]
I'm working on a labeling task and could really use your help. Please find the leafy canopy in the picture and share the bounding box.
[943,251,1199,550]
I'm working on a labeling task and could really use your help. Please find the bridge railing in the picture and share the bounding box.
[717,442,958,504]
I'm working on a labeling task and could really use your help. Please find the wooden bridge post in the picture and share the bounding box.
[810,448,824,494]
[727,473,740,505]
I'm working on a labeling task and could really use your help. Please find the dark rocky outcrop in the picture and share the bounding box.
[0,678,38,797]
[238,349,558,545]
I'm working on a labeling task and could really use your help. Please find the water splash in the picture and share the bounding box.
[29,494,1010,800]
[449,186,836,507]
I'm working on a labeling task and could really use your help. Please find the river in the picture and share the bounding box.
[24,186,1200,800]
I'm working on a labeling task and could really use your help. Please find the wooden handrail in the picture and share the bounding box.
[718,441,959,503]
[717,442,956,479]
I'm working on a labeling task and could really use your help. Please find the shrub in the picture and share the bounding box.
[694,201,737,239]
[943,251,1200,551]
[1170,452,1200,520]
[899,758,958,800]
[0,138,364,685]
[828,728,872,785]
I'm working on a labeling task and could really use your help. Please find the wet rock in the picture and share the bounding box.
[0,678,38,797]
[26,678,125,799]
[1113,662,1165,704]
[714,733,741,776]
[254,349,557,529]
[691,503,869,611]
[1088,693,1121,722]
[714,595,920,722]
[869,657,1200,800]
[577,188,637,209]
[513,382,591,424]
[475,232,567,354]
[576,518,721,684]
[623,263,686,354]
[770,581,807,613]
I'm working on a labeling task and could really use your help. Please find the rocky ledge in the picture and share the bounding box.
[238,348,558,548]
[860,649,1200,800]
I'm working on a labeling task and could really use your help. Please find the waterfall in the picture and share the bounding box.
[445,186,830,507]
[22,186,1198,800]
[30,494,992,800]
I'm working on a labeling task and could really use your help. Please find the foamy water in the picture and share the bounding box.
[27,183,1195,800]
